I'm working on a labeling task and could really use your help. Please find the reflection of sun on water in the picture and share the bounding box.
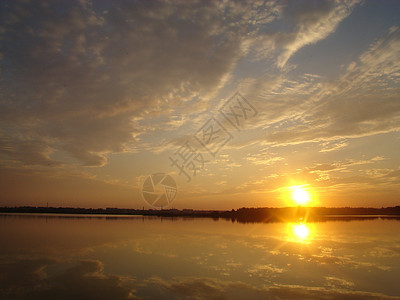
[294,223,309,239]
[287,223,312,243]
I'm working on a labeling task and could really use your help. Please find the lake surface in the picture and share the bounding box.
[1,213,399,299]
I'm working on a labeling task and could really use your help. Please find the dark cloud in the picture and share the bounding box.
[0,0,281,166]
[0,257,398,299]
[0,0,362,167]
[0,257,56,291]
[0,258,137,300]
[0,137,62,166]
[146,276,398,300]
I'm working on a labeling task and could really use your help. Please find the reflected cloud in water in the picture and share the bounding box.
[0,214,399,299]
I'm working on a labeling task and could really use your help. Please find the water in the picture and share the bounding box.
[1,214,399,299]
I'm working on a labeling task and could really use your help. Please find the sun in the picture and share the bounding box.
[291,186,311,206]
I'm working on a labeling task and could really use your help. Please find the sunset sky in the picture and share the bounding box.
[1,0,399,209]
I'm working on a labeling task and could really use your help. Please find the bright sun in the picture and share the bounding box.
[291,186,311,205]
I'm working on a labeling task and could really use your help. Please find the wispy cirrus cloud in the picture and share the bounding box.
[277,0,360,68]
[261,27,400,146]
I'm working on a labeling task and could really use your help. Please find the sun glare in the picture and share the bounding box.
[291,186,311,206]
[287,223,312,243]
[293,223,309,239]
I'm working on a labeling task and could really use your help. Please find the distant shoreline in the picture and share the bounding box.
[1,206,400,223]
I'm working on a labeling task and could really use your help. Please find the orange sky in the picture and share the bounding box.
[0,0,399,209]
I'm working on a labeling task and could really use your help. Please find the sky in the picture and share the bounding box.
[0,0,399,209]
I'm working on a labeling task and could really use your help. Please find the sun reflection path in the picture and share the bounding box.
[294,223,309,239]
[289,223,312,243]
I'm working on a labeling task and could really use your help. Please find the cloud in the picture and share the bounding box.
[0,0,286,167]
[0,257,56,291]
[261,27,400,146]
[0,258,137,300]
[0,0,359,167]
[146,276,398,300]
[277,0,360,68]
[0,137,62,166]
[245,149,284,165]
[319,139,349,152]
[306,156,386,173]
[248,0,360,68]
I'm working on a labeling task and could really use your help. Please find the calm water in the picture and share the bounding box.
[1,214,399,300]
